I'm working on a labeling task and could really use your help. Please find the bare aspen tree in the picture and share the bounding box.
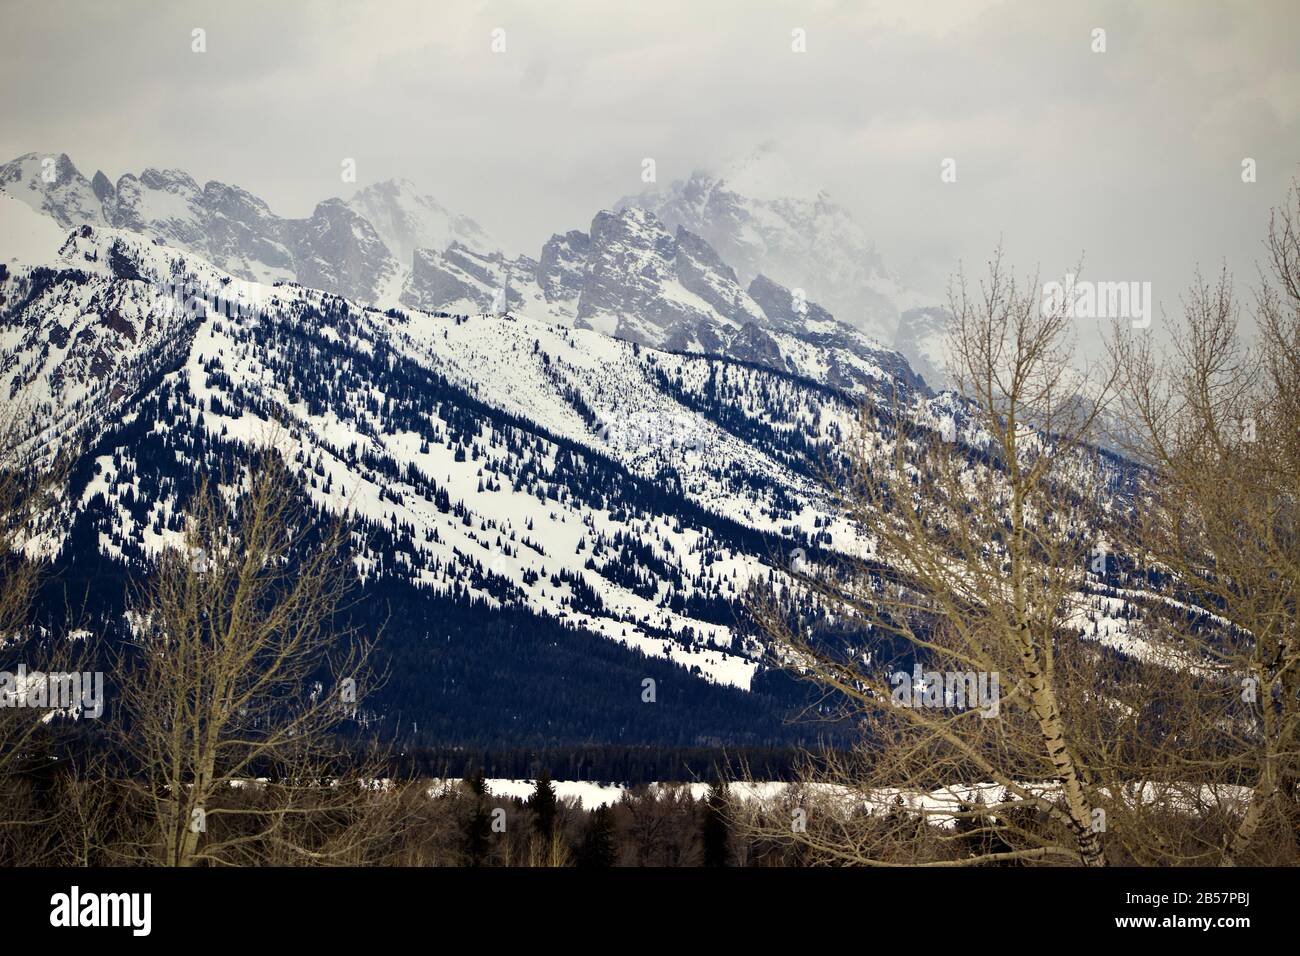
[0,406,47,767]
[0,406,44,658]
[1110,184,1300,865]
[0,400,78,863]
[749,250,1121,865]
[116,443,394,866]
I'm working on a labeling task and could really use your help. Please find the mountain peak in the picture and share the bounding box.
[138,166,200,192]
[0,151,106,228]
[617,145,944,353]
[346,177,497,263]
[358,176,420,195]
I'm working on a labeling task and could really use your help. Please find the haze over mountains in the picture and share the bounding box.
[0,166,1153,748]
[0,148,953,387]
[620,146,927,342]
[4,148,1176,747]
[0,190,919,742]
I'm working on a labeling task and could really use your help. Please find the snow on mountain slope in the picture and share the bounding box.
[618,144,942,361]
[4,151,936,401]
[536,229,589,313]
[396,204,924,397]
[0,193,70,265]
[291,197,404,305]
[0,153,508,309]
[0,152,108,229]
[4,208,902,689]
[346,178,498,265]
[108,166,206,242]
[401,242,555,319]
[1,181,1162,725]
[575,207,728,347]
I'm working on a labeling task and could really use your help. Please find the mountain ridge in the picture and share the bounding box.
[3,150,948,391]
[0,192,1155,747]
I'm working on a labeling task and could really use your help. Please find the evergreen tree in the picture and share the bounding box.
[464,766,488,798]
[462,767,492,866]
[574,804,618,867]
[528,770,559,841]
[701,779,730,867]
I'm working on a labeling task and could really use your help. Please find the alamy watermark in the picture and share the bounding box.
[0,664,104,719]
[890,665,1000,718]
[154,276,267,323]
[1042,273,1153,328]
[50,886,150,936]
[597,410,711,455]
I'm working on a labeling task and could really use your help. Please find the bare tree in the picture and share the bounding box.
[749,250,1122,865]
[0,399,80,863]
[1110,184,1300,865]
[115,442,394,866]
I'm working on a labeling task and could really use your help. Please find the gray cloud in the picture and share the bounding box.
[2,0,1296,349]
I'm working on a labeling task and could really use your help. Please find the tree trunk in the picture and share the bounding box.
[1018,628,1107,866]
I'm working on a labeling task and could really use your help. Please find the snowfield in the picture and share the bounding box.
[0,190,1189,702]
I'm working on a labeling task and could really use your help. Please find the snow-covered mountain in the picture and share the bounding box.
[3,151,933,397]
[4,193,943,742]
[619,145,943,352]
[399,205,925,395]
[0,152,486,308]
[345,177,498,265]
[0,160,1146,748]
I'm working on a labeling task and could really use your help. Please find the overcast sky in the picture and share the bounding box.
[3,0,1298,329]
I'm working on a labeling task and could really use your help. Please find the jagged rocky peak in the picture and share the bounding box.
[619,143,927,347]
[1,149,931,402]
[401,241,533,314]
[110,168,206,245]
[406,247,467,309]
[202,179,273,215]
[745,273,831,331]
[588,206,676,260]
[575,207,719,346]
[537,229,590,304]
[346,177,498,265]
[138,166,201,194]
[293,198,399,302]
[90,170,116,204]
[1,152,517,306]
[0,151,107,228]
[672,226,766,328]
[723,322,789,372]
